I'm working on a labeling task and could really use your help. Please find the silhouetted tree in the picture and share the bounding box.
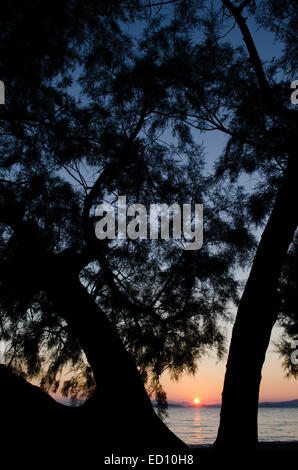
[212,0,297,448]
[1,0,296,456]
[128,0,297,449]
[0,0,254,455]
[158,0,298,448]
[276,234,298,377]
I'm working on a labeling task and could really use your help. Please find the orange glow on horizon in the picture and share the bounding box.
[160,325,298,405]
[193,397,200,405]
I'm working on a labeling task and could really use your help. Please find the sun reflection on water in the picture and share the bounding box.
[193,408,203,442]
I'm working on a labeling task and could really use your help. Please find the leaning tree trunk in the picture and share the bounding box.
[44,255,187,454]
[215,153,298,449]
[0,194,187,455]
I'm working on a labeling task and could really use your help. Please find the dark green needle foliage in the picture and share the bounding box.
[1,2,296,449]
[277,235,298,378]
[0,0,255,413]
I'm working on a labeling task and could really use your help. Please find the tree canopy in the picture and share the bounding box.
[0,0,256,410]
[0,0,297,450]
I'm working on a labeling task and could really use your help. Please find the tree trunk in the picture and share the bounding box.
[44,257,187,454]
[215,154,298,448]
[0,201,187,454]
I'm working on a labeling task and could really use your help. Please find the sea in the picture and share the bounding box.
[162,406,298,445]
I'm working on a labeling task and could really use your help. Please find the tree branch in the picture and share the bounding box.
[129,0,181,9]
[222,0,270,95]
[221,0,298,123]
[237,0,254,13]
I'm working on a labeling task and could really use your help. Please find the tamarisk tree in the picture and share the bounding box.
[0,0,254,454]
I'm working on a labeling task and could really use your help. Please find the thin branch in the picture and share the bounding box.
[221,0,298,123]
[129,0,181,9]
[222,0,270,95]
[237,0,254,13]
[216,20,237,40]
[128,95,149,143]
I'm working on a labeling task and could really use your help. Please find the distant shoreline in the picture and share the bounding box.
[152,399,298,409]
[190,441,298,449]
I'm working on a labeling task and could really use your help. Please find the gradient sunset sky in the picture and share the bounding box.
[2,2,295,408]
[156,9,298,406]
[161,322,298,404]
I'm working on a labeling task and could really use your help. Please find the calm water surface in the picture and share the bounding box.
[162,407,298,445]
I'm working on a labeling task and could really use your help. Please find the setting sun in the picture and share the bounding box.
[193,397,200,405]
